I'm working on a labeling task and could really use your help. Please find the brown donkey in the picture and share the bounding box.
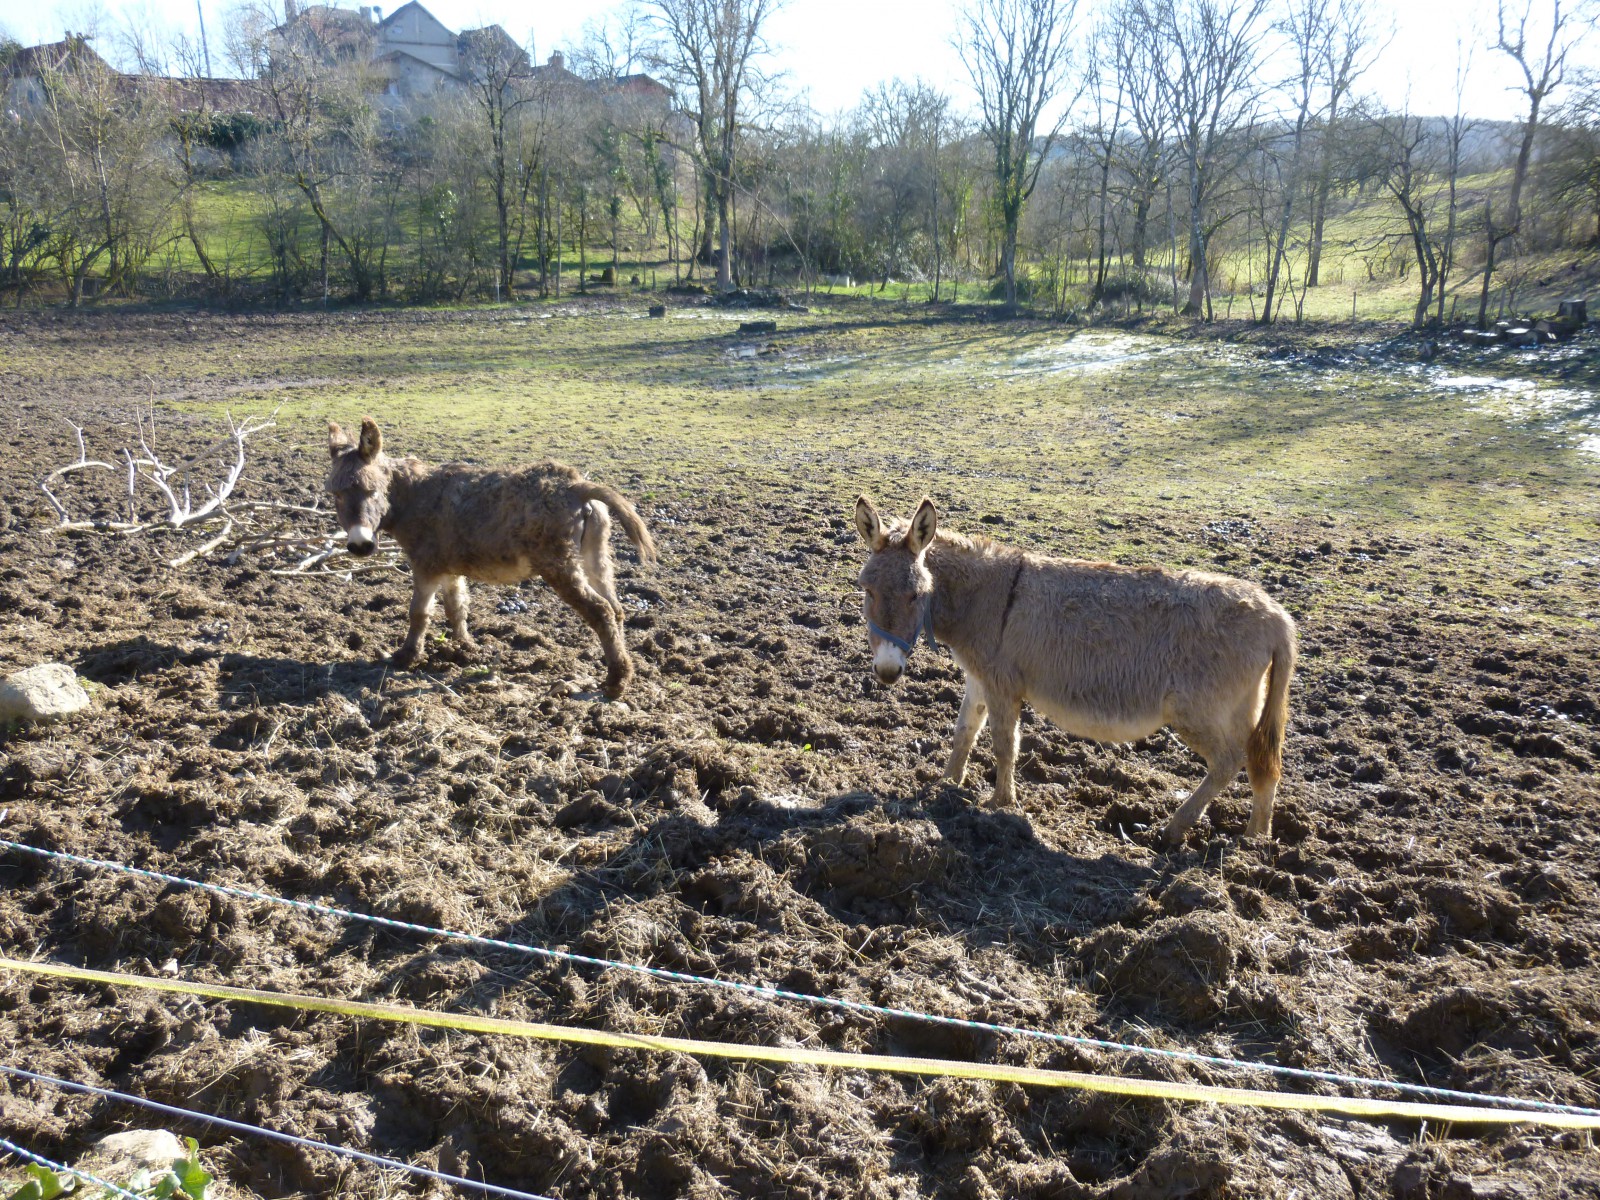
[326,418,657,698]
[854,496,1296,844]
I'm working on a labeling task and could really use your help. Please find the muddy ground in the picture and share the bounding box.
[2,304,1600,1199]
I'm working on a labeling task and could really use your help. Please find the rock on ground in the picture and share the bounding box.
[89,1130,186,1171]
[0,663,91,723]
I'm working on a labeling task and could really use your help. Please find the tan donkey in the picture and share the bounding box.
[327,418,657,698]
[854,496,1296,844]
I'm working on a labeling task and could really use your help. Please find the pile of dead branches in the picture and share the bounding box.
[39,400,400,577]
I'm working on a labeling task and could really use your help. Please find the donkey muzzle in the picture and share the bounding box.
[347,525,377,557]
[873,641,907,685]
[866,598,935,685]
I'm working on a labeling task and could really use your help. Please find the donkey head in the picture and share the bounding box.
[855,495,938,686]
[326,417,391,557]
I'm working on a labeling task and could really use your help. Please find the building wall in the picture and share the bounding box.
[380,53,453,99]
[378,5,457,77]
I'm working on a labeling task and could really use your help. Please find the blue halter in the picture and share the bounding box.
[868,593,937,657]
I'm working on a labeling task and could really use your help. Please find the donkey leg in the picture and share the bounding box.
[1244,754,1280,839]
[943,676,989,788]
[580,501,625,622]
[986,695,1023,809]
[544,563,633,699]
[1161,739,1246,846]
[440,576,477,650]
[394,573,445,666]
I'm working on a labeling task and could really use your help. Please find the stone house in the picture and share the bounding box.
[276,0,532,101]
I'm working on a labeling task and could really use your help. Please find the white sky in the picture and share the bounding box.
[5,0,1595,122]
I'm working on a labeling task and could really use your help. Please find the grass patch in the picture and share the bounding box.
[12,300,1596,633]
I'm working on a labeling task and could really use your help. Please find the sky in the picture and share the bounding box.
[5,0,1595,122]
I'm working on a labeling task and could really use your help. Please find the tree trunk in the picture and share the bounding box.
[1132,193,1151,269]
[716,180,733,292]
[1306,100,1342,288]
[1092,147,1112,302]
[698,169,716,268]
[1183,170,1207,317]
[1477,200,1498,330]
[538,163,549,298]
[1001,226,1018,307]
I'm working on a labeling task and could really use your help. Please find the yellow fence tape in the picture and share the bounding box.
[6,957,1597,1130]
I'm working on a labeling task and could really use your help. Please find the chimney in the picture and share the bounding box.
[283,0,297,19]
[549,51,564,71]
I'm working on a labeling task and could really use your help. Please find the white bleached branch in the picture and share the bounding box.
[39,405,402,576]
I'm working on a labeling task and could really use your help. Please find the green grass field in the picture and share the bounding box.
[142,165,1597,324]
[27,299,1590,634]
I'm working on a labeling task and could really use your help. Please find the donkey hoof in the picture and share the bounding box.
[602,665,633,700]
[388,649,420,669]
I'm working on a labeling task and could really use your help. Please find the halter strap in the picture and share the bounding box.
[867,593,937,658]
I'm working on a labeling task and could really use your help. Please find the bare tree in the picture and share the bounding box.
[1107,0,1175,272]
[573,8,652,78]
[1140,0,1271,317]
[1478,0,1586,327]
[1259,0,1333,324]
[460,28,545,300]
[646,0,780,292]
[858,80,952,288]
[234,1,396,301]
[1546,67,1600,243]
[1370,111,1450,328]
[400,94,488,299]
[958,0,1080,308]
[1082,26,1125,303]
[126,24,238,292]
[923,96,974,301]
[0,62,57,300]
[33,35,169,304]
[1304,0,1380,286]
[1435,41,1477,324]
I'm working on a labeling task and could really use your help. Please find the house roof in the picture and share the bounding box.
[4,39,260,113]
[615,73,671,100]
[3,37,114,80]
[146,75,262,114]
[458,25,524,57]
[299,4,372,28]
[378,1,452,38]
[374,48,456,79]
[277,5,377,58]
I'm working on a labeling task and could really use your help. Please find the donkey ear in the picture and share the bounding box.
[907,497,938,555]
[328,421,350,459]
[855,495,886,550]
[357,417,383,462]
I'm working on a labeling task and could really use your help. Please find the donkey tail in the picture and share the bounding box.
[1246,621,1297,787]
[576,481,658,564]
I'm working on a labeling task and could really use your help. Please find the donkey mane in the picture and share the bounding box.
[881,520,1015,562]
[930,526,1134,579]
